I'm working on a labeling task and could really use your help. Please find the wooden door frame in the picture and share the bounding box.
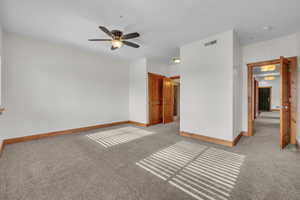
[258,86,272,111]
[170,75,180,80]
[247,56,297,144]
[254,80,259,119]
[148,72,165,126]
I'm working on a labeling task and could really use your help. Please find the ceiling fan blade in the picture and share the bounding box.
[122,32,140,40]
[123,41,140,48]
[111,46,118,50]
[88,39,111,41]
[99,26,113,38]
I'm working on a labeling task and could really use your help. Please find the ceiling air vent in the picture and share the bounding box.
[204,40,217,47]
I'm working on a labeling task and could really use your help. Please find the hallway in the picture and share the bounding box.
[253,111,280,147]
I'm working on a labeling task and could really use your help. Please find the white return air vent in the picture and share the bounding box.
[204,40,217,47]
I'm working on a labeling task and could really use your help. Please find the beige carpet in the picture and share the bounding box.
[1,119,300,200]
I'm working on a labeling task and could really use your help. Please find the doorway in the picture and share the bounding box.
[258,87,272,111]
[172,77,180,122]
[148,73,180,126]
[247,56,297,149]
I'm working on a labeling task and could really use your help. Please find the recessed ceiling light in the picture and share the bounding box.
[264,76,275,81]
[263,26,272,31]
[172,57,181,64]
[261,65,276,72]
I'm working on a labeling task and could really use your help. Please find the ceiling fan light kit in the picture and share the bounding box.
[112,40,123,48]
[89,26,140,50]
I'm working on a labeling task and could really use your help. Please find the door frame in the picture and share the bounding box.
[258,86,272,111]
[170,75,180,80]
[246,56,297,145]
[254,80,259,119]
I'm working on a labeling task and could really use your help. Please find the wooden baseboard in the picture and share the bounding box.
[271,109,280,111]
[233,132,243,146]
[3,121,129,145]
[128,121,149,127]
[180,131,244,147]
[180,131,232,147]
[241,131,248,136]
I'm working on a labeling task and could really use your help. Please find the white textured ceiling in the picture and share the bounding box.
[1,0,300,61]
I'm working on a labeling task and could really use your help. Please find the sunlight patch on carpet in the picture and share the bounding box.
[137,141,245,200]
[86,127,156,148]
[136,141,207,180]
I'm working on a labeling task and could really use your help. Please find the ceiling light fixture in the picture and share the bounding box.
[264,76,275,81]
[261,65,276,72]
[263,26,272,31]
[172,57,181,64]
[112,40,123,48]
[88,26,140,50]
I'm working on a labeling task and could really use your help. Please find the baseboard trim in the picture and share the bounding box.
[3,121,129,145]
[271,109,280,111]
[241,131,248,136]
[180,131,244,147]
[180,131,233,147]
[233,132,243,146]
[128,121,149,127]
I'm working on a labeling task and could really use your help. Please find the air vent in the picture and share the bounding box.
[204,40,217,47]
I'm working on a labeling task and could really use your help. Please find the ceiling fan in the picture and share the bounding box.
[89,26,140,50]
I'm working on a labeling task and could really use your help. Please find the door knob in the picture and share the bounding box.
[280,105,288,109]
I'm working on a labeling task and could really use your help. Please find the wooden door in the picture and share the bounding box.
[288,57,297,144]
[280,57,290,149]
[148,73,164,125]
[163,78,174,123]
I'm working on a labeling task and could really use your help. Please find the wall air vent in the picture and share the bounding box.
[204,40,217,47]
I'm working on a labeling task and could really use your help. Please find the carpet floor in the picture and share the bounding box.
[1,113,299,200]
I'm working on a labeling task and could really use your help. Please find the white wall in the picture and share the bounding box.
[297,31,300,143]
[0,24,3,145]
[233,32,243,138]
[129,58,148,124]
[0,24,3,107]
[180,30,236,141]
[242,33,298,132]
[0,33,130,139]
[168,64,180,77]
[258,77,280,109]
[147,59,169,76]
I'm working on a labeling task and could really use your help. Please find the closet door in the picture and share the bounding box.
[163,78,174,124]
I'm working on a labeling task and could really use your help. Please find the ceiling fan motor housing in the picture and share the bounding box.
[111,30,123,39]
